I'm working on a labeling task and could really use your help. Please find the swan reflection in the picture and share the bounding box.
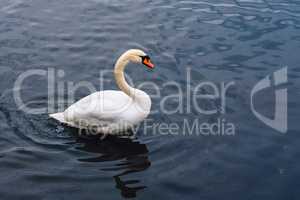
[74,135,150,198]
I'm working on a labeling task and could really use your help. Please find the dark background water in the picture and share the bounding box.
[0,0,300,199]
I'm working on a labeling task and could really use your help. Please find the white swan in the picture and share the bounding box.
[49,49,154,135]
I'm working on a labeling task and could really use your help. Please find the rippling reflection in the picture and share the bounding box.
[73,135,150,198]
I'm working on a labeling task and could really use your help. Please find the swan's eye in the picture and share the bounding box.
[141,55,154,69]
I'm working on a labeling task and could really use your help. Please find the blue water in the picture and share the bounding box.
[0,0,300,199]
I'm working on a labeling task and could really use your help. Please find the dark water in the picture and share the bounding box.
[0,0,300,199]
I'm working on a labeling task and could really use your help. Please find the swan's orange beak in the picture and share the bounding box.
[143,57,155,69]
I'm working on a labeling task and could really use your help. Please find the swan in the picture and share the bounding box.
[49,49,154,135]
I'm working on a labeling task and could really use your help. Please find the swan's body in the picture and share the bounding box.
[49,49,154,135]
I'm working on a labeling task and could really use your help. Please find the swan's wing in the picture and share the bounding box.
[63,91,132,124]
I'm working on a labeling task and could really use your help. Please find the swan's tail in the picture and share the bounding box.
[49,112,66,123]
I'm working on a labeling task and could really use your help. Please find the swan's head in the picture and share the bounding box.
[125,49,155,69]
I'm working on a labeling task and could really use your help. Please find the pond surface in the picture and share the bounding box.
[0,0,300,199]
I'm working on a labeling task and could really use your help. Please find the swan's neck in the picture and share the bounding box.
[113,52,152,114]
[114,54,136,98]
